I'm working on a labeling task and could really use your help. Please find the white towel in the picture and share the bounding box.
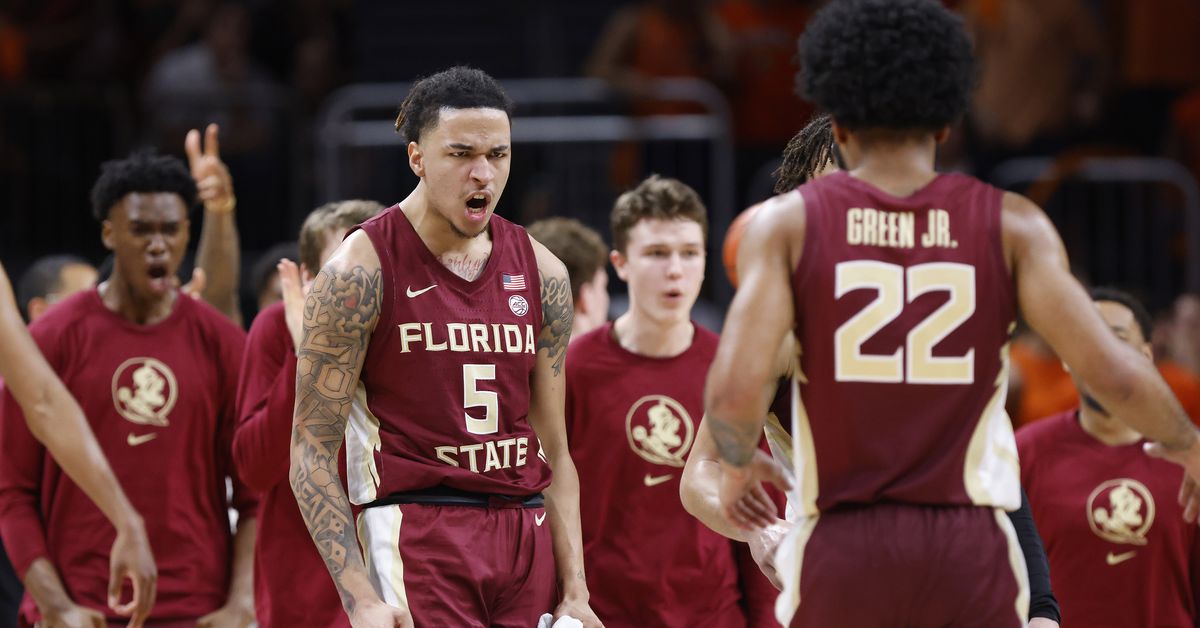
[536,613,583,628]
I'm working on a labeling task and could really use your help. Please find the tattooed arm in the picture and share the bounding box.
[289,232,410,628]
[525,238,603,628]
[704,197,803,531]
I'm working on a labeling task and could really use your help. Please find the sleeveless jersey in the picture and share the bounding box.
[789,171,1019,516]
[348,206,551,502]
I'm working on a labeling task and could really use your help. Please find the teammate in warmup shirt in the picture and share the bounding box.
[526,217,611,342]
[289,66,600,627]
[683,112,1061,626]
[1020,288,1200,627]
[565,175,779,627]
[703,1,1200,625]
[0,152,256,627]
[233,200,383,628]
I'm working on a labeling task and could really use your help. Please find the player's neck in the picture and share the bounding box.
[611,311,693,358]
[846,139,939,197]
[1078,404,1143,447]
[399,184,491,259]
[98,272,177,326]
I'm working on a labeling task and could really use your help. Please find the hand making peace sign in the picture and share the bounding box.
[184,123,236,214]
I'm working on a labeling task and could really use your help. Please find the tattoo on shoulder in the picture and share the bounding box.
[290,264,381,611]
[536,271,573,376]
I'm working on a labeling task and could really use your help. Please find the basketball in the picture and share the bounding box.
[722,205,760,289]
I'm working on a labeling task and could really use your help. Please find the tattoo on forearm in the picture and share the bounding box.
[708,418,761,467]
[438,254,486,281]
[291,265,381,613]
[536,272,573,376]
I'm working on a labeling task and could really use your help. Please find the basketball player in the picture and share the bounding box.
[233,200,383,628]
[0,151,256,627]
[0,263,156,627]
[290,66,600,627]
[1020,288,1200,626]
[684,111,1061,626]
[526,218,610,341]
[565,175,778,626]
[703,1,1200,625]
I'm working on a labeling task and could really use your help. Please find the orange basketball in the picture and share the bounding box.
[722,205,760,288]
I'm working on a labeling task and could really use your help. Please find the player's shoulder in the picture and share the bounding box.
[1016,410,1077,454]
[27,288,97,339]
[245,300,287,343]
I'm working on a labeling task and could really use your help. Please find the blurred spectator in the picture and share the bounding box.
[962,0,1105,178]
[15,255,96,323]
[248,242,298,318]
[0,0,124,84]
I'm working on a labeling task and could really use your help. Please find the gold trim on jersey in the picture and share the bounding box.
[791,375,819,518]
[994,508,1031,624]
[962,338,1021,510]
[774,515,819,626]
[346,384,383,505]
[357,505,409,611]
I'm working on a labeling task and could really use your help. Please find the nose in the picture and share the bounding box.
[146,231,168,255]
[666,253,684,278]
[470,155,495,185]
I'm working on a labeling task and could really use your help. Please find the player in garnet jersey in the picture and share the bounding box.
[703,1,1200,625]
[232,200,383,628]
[1020,288,1200,627]
[0,152,256,627]
[684,112,1062,626]
[290,67,600,628]
[0,263,157,628]
[565,175,778,627]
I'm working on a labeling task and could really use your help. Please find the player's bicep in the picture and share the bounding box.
[293,234,382,449]
[527,245,572,456]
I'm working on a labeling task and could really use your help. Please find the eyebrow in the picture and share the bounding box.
[447,143,510,152]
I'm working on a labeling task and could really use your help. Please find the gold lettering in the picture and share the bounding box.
[899,212,915,248]
[862,209,877,246]
[435,445,460,467]
[887,212,900,247]
[497,438,516,468]
[470,324,491,353]
[524,325,535,354]
[484,440,502,472]
[847,208,863,245]
[516,437,529,467]
[921,214,936,248]
[460,443,483,472]
[491,323,503,351]
[399,323,423,353]
[448,323,469,352]
[422,322,448,352]
[503,324,521,353]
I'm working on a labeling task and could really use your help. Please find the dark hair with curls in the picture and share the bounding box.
[774,113,843,193]
[394,66,514,143]
[1090,286,1154,343]
[610,174,708,253]
[90,151,197,221]
[798,0,975,131]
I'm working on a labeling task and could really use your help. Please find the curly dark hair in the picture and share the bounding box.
[394,66,514,143]
[90,151,197,221]
[798,0,975,131]
[1090,286,1153,342]
[774,113,837,193]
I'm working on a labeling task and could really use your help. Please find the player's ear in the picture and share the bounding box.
[831,120,850,145]
[101,219,116,251]
[934,126,951,144]
[610,249,629,282]
[27,297,48,322]
[408,141,424,178]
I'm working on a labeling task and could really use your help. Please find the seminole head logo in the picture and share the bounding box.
[111,357,178,427]
[625,395,695,467]
[1087,478,1155,545]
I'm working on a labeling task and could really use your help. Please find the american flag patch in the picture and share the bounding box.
[502,273,526,291]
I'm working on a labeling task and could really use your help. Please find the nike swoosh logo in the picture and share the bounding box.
[126,432,157,447]
[406,284,437,298]
[534,512,546,526]
[643,473,673,487]
[1106,550,1137,566]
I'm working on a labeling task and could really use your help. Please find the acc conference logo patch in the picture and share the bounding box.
[111,357,178,427]
[508,294,529,317]
[1087,478,1155,545]
[625,395,695,467]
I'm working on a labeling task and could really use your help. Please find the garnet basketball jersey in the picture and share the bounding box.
[789,171,1020,515]
[348,206,551,502]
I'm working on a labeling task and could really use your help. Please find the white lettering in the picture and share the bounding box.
[484,440,502,472]
[524,325,536,354]
[470,324,491,353]
[435,445,460,467]
[399,323,423,353]
[899,212,915,248]
[503,324,522,353]
[460,443,484,473]
[448,323,469,352]
[847,207,863,245]
[516,437,529,467]
[422,322,447,351]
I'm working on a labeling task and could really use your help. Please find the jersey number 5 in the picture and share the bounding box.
[834,260,975,384]
[463,364,499,434]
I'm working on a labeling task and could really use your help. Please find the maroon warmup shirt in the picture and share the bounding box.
[347,206,552,504]
[232,301,348,628]
[0,290,253,624]
[1019,410,1200,627]
[789,171,1021,515]
[565,323,779,627]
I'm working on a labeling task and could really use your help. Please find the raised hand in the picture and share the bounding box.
[184,123,235,213]
[278,259,307,349]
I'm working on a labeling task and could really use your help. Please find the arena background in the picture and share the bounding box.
[1,0,1199,330]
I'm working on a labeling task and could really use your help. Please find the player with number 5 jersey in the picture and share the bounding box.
[705,2,1200,627]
